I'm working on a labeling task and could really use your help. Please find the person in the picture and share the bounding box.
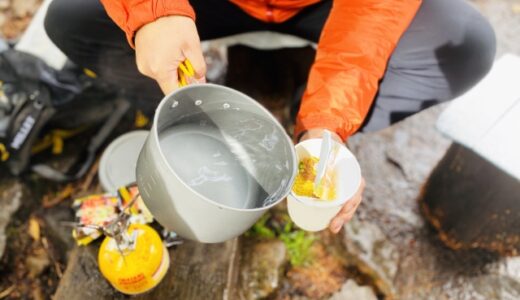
[44,0,495,233]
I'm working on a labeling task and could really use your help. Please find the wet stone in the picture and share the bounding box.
[237,238,287,300]
[42,206,75,262]
[472,0,520,57]
[345,104,520,299]
[342,217,398,297]
[328,279,377,300]
[0,178,23,259]
[285,241,348,299]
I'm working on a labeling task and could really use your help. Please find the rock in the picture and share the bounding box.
[237,238,287,300]
[0,179,23,259]
[42,206,75,261]
[12,0,39,17]
[344,104,520,299]
[328,280,377,300]
[286,241,348,299]
[342,217,398,297]
[472,0,520,57]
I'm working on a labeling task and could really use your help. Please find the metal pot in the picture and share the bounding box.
[136,84,297,243]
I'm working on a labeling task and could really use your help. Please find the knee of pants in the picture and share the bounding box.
[436,13,497,98]
[44,0,92,53]
[44,0,68,49]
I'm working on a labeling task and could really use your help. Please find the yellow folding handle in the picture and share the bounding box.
[178,59,195,87]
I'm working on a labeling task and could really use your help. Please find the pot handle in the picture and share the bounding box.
[178,59,204,87]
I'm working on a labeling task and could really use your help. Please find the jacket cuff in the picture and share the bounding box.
[294,113,353,143]
[125,0,196,48]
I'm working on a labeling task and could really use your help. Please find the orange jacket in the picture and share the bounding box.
[100,0,421,141]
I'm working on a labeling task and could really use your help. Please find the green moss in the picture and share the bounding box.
[279,230,315,267]
[246,212,276,239]
[246,211,315,267]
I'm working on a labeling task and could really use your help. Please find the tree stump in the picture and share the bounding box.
[54,239,240,300]
[420,143,520,255]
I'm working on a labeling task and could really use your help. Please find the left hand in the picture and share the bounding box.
[298,128,365,234]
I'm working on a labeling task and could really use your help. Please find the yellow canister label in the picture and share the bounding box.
[98,224,170,295]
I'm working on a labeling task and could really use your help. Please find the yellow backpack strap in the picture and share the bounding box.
[83,68,97,78]
[134,110,149,128]
[0,143,9,161]
[31,127,87,155]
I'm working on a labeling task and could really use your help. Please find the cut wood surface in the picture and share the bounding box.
[54,239,240,300]
[420,143,520,255]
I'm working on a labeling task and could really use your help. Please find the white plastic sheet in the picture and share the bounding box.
[437,54,520,180]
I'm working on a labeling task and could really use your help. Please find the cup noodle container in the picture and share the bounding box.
[287,138,362,232]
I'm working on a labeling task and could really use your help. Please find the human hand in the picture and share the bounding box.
[134,15,206,94]
[298,128,365,234]
[329,177,365,233]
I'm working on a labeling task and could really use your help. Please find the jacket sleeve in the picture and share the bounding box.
[294,0,422,141]
[100,0,195,47]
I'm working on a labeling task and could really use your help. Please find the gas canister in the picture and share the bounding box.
[98,223,169,295]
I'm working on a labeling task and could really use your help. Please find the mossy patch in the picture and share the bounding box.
[246,211,315,267]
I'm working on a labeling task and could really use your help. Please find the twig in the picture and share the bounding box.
[0,285,15,299]
[42,184,75,208]
[80,158,100,193]
[41,237,63,278]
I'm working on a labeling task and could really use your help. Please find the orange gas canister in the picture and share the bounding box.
[98,223,169,295]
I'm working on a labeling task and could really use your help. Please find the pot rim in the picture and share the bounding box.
[150,83,298,212]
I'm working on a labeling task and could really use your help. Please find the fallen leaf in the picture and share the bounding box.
[28,217,40,241]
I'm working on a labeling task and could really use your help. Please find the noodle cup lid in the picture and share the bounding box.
[290,138,362,208]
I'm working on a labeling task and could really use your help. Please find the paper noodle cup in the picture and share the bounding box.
[287,138,362,232]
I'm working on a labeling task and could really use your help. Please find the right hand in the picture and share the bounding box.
[135,15,206,95]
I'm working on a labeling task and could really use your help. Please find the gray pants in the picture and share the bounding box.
[364,0,496,131]
[45,0,496,132]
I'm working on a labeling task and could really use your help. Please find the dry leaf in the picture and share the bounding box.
[28,217,40,241]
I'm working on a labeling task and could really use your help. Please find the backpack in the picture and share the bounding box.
[0,48,130,181]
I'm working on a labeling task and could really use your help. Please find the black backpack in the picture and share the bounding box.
[0,49,130,181]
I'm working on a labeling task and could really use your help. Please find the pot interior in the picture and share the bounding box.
[155,85,296,210]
